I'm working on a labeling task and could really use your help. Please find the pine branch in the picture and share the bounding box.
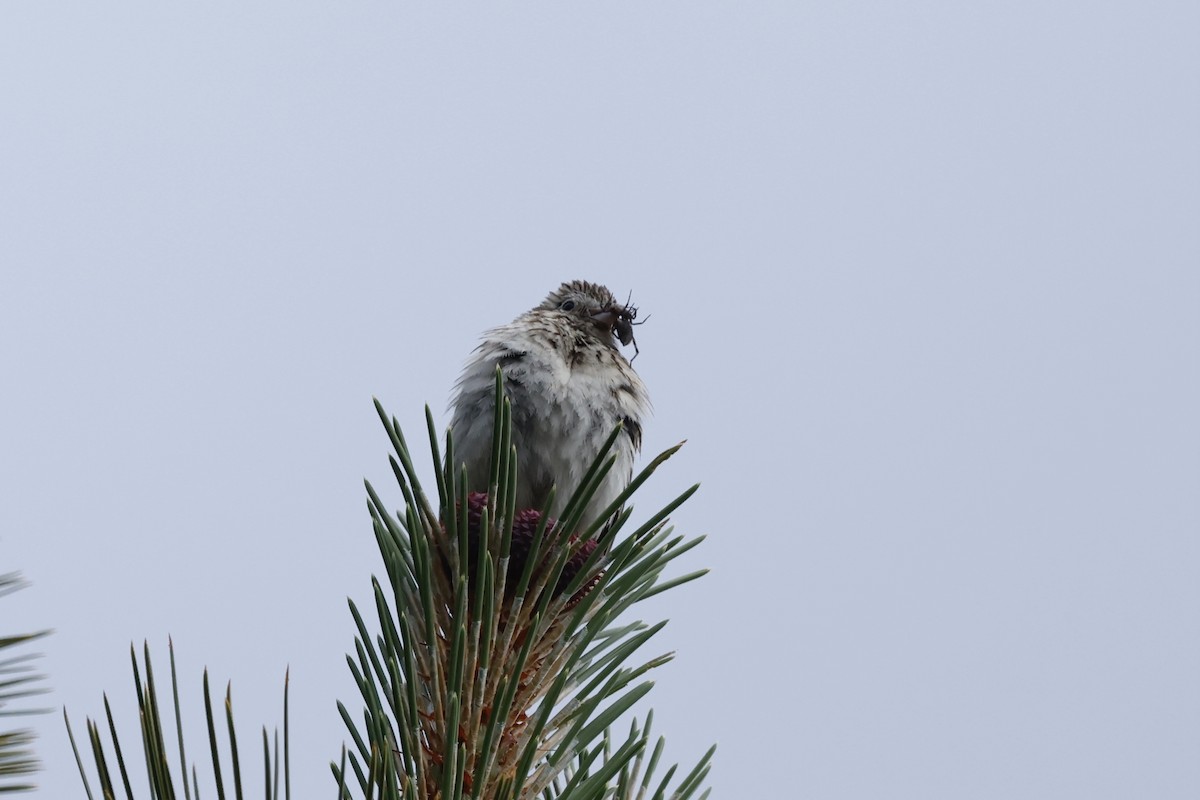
[0,572,50,795]
[66,640,291,800]
[341,374,713,799]
[66,385,713,799]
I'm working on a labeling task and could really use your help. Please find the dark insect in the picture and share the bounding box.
[613,295,649,361]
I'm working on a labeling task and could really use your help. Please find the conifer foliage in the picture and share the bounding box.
[70,375,714,798]
[0,573,49,794]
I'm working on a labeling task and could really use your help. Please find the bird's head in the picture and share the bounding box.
[537,280,641,354]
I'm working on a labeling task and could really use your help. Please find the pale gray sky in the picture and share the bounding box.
[2,3,1198,798]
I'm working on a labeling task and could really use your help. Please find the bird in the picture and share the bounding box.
[448,280,650,531]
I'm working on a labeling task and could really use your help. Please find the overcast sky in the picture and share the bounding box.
[2,3,1198,798]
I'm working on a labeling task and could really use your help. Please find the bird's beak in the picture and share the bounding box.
[590,308,618,332]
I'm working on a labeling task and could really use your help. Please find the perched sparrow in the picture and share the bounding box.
[449,280,650,530]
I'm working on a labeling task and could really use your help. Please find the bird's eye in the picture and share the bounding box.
[560,300,576,311]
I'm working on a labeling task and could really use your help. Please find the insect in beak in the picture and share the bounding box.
[589,294,647,361]
[613,297,648,362]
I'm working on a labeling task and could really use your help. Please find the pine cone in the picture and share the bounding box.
[456,492,602,607]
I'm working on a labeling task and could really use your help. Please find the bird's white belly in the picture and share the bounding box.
[508,357,636,523]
